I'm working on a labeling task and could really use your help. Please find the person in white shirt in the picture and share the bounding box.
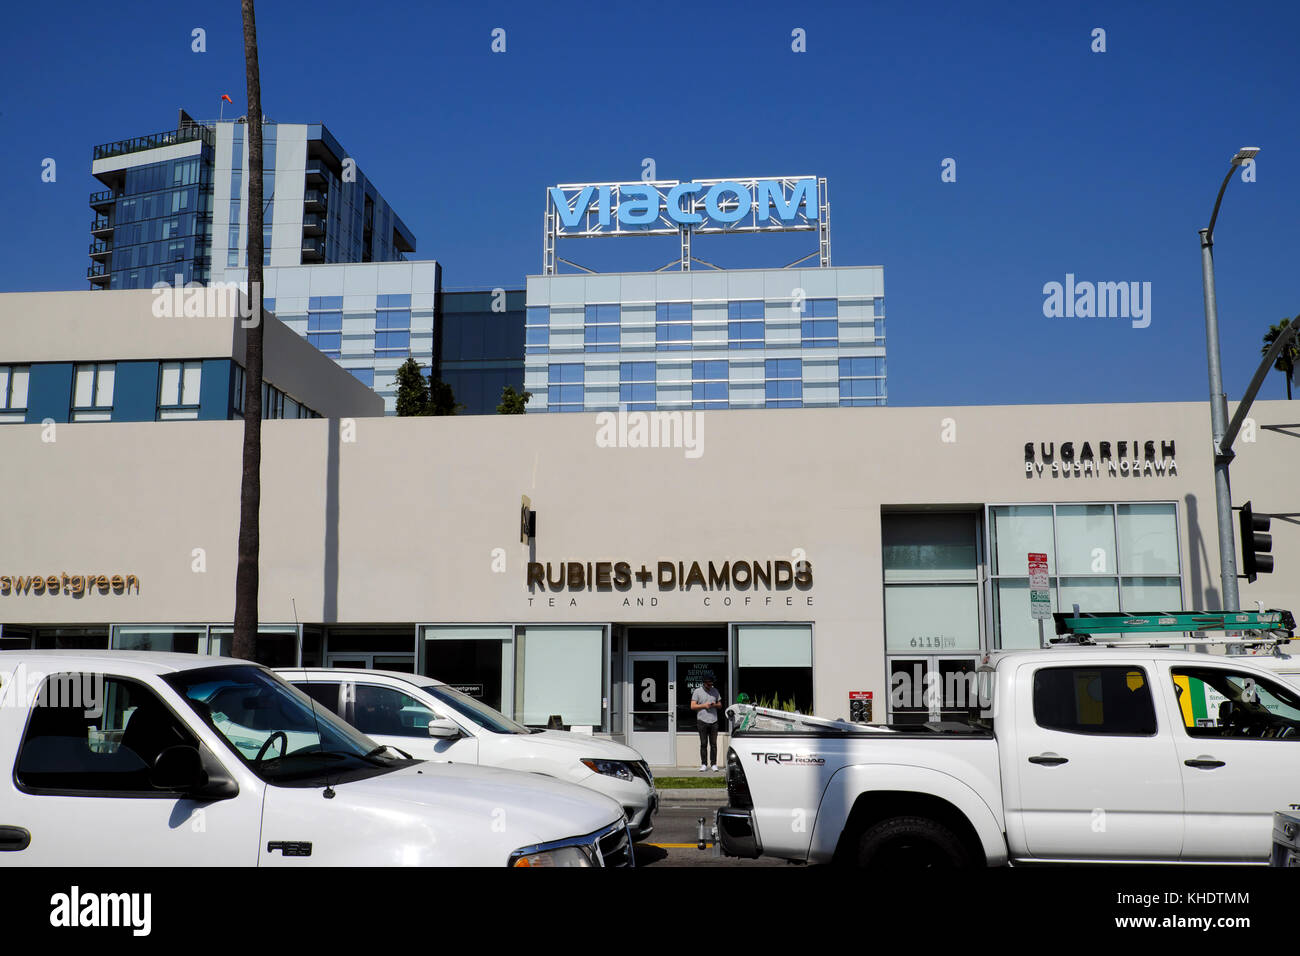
[690,674,723,771]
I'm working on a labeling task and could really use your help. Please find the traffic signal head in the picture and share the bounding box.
[1239,501,1273,583]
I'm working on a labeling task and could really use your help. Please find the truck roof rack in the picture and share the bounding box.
[1050,609,1295,650]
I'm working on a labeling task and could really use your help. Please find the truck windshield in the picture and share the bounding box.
[423,685,532,735]
[167,664,413,785]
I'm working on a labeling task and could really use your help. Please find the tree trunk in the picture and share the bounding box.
[233,0,265,662]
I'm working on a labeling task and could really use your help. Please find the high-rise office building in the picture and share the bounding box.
[524,177,886,411]
[208,118,414,279]
[88,110,414,290]
[88,110,215,289]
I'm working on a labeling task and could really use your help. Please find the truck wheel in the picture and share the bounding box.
[856,816,974,869]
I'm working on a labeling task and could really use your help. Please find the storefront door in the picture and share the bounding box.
[628,655,675,766]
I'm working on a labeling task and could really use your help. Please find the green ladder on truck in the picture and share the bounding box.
[1051,609,1295,651]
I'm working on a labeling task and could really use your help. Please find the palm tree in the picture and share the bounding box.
[233,0,265,661]
[1261,316,1299,400]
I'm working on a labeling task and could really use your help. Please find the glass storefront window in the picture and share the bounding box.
[1055,504,1115,574]
[421,625,513,716]
[885,584,981,652]
[514,626,604,728]
[990,505,1053,574]
[112,626,206,654]
[993,578,1057,650]
[1121,576,1183,610]
[208,625,299,667]
[1118,504,1180,573]
[987,502,1182,649]
[883,513,978,583]
[735,624,812,714]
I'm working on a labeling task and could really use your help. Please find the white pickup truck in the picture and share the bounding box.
[718,647,1300,866]
[0,651,634,866]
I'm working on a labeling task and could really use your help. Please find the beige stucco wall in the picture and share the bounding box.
[0,400,1296,727]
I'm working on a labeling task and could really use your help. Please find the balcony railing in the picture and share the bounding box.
[301,237,325,261]
[303,189,327,211]
[88,239,112,257]
[89,188,116,207]
[90,217,113,234]
[92,123,214,161]
[302,213,325,236]
[87,262,109,278]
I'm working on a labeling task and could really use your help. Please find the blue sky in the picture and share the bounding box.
[1,0,1296,406]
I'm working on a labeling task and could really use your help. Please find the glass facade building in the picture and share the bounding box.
[210,120,415,280]
[523,267,886,412]
[88,112,215,289]
[90,111,415,290]
[435,290,526,415]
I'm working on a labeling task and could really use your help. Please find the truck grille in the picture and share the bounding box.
[596,822,634,867]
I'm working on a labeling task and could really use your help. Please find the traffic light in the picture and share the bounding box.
[1239,501,1273,583]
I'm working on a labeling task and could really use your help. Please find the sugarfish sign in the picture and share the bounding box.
[547,177,820,237]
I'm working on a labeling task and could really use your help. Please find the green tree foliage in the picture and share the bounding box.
[394,358,462,416]
[1261,316,1299,400]
[496,385,532,414]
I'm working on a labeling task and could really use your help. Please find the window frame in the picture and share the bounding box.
[1031,664,1159,737]
[0,364,30,420]
[157,360,203,420]
[71,362,116,421]
[14,673,203,798]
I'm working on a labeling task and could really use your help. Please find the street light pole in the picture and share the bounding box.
[1198,146,1259,614]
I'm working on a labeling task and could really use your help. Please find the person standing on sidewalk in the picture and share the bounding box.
[691,673,723,771]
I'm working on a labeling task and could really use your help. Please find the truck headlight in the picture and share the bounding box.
[581,759,634,781]
[510,845,594,867]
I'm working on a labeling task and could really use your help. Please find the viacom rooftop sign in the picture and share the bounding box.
[542,175,830,274]
[547,176,823,238]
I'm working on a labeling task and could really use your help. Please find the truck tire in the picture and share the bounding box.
[856,815,974,869]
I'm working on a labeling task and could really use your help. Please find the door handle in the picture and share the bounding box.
[1028,753,1069,766]
[0,826,31,851]
[1184,757,1226,770]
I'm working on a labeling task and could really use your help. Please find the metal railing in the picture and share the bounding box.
[92,124,214,161]
[89,188,116,205]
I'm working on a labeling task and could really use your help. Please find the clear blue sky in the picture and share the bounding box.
[1,0,1296,406]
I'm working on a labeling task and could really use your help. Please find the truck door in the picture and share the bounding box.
[1162,663,1300,862]
[1,671,262,866]
[1005,661,1184,861]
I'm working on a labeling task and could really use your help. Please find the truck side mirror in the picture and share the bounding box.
[428,718,460,739]
[151,745,239,800]
[151,745,206,791]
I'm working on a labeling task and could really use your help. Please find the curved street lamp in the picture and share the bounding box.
[1198,146,1259,614]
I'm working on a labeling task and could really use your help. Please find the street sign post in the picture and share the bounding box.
[1029,552,1051,646]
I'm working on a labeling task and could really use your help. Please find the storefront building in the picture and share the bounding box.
[1,397,1294,765]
